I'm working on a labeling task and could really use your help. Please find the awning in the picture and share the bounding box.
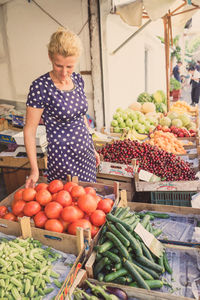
[115,0,200,33]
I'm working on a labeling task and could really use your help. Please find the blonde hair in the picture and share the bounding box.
[48,27,82,58]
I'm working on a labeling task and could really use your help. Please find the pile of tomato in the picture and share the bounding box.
[0,180,114,238]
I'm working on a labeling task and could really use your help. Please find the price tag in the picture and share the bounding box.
[134,223,164,257]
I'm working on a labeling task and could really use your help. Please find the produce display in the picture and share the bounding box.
[92,207,172,291]
[0,181,114,237]
[170,100,196,114]
[147,131,186,155]
[157,111,197,137]
[98,140,196,181]
[0,236,71,299]
[73,280,128,299]
[137,90,167,113]
[111,108,158,134]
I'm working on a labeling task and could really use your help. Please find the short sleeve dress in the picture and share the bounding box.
[26,72,96,183]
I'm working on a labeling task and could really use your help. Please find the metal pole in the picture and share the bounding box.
[111,19,152,55]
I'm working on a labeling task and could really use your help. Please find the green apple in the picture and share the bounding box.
[111,119,118,127]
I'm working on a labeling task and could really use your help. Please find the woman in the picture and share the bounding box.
[24,27,100,188]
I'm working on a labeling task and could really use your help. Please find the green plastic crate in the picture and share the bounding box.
[150,191,196,207]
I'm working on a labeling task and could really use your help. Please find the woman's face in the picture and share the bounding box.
[50,53,78,82]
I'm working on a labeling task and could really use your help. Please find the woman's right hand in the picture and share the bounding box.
[25,170,39,188]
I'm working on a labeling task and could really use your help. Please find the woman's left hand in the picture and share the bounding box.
[95,150,100,167]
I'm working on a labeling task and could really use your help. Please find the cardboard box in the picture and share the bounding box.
[0,129,17,144]
[13,125,47,146]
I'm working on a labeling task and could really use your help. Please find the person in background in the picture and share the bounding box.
[188,66,200,106]
[24,27,100,188]
[196,60,200,72]
[173,61,182,82]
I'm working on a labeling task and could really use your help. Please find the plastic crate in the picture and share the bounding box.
[150,191,196,207]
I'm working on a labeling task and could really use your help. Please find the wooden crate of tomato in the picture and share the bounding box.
[0,177,119,246]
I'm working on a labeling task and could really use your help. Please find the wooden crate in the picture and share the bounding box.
[122,199,200,247]
[0,215,85,300]
[134,172,200,192]
[97,172,134,202]
[85,245,199,300]
[0,177,119,256]
[67,268,195,300]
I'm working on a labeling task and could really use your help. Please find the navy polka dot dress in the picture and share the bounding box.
[26,72,96,183]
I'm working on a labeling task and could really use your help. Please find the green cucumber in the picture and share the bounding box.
[98,225,108,245]
[94,257,109,277]
[141,243,154,262]
[158,255,165,273]
[114,262,122,270]
[107,223,130,247]
[149,212,170,219]
[136,256,163,273]
[98,241,113,254]
[102,251,121,263]
[131,259,160,279]
[130,279,163,289]
[140,215,151,228]
[163,252,172,274]
[117,207,130,219]
[113,277,127,284]
[123,260,150,290]
[106,232,130,259]
[104,268,128,282]
[115,223,143,257]
[106,214,133,231]
[129,261,153,280]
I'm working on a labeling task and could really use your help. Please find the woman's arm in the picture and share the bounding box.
[84,116,100,167]
[24,106,44,188]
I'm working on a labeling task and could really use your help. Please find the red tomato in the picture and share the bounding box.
[61,206,84,223]
[63,182,78,192]
[22,188,37,202]
[3,212,16,221]
[104,198,114,207]
[91,225,99,238]
[23,201,41,217]
[44,201,63,219]
[55,190,72,207]
[97,199,112,213]
[12,200,26,216]
[33,211,48,228]
[77,194,97,215]
[84,187,96,196]
[48,179,63,194]
[13,188,25,203]
[36,189,52,206]
[59,218,69,231]
[67,219,92,235]
[90,210,106,227]
[70,186,86,199]
[95,195,102,204]
[52,193,58,201]
[35,183,48,192]
[0,206,8,218]
[45,219,64,233]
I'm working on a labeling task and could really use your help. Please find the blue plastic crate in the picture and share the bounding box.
[151,191,196,207]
